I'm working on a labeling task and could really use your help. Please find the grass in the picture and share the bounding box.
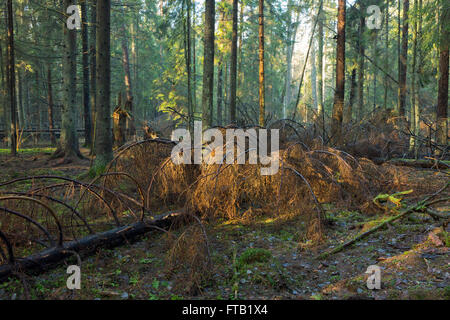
[0,147,56,155]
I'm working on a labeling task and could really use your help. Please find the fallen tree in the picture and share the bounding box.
[0,211,184,282]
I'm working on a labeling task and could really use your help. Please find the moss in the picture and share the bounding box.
[238,248,272,267]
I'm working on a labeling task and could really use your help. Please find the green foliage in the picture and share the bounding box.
[238,248,272,267]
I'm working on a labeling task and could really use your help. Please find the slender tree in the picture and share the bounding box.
[229,0,238,124]
[258,0,265,127]
[47,66,56,145]
[6,0,17,155]
[397,0,409,119]
[202,0,215,128]
[81,0,92,147]
[357,0,365,122]
[331,0,346,144]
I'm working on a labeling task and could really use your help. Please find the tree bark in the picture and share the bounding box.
[94,0,113,167]
[6,0,17,155]
[345,68,357,123]
[57,0,80,160]
[229,0,238,124]
[357,0,365,122]
[436,0,449,151]
[47,66,56,145]
[397,0,409,119]
[81,0,92,147]
[331,0,346,145]
[90,0,97,153]
[201,0,215,128]
[258,0,265,127]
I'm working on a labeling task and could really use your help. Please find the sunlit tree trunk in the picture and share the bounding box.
[331,0,346,144]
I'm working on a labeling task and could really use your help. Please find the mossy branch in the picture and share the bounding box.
[316,182,449,260]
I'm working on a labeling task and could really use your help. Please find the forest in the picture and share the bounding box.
[0,0,448,301]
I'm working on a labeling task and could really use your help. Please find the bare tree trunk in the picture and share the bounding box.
[317,9,324,135]
[283,0,300,118]
[217,62,223,125]
[81,0,92,147]
[383,0,389,109]
[238,0,244,92]
[397,0,409,119]
[409,0,418,153]
[47,66,56,145]
[331,0,346,145]
[258,0,265,127]
[311,42,318,112]
[436,0,449,152]
[119,3,135,140]
[229,0,238,124]
[6,0,17,155]
[201,0,215,128]
[56,0,80,160]
[184,0,193,132]
[345,68,357,123]
[357,0,365,122]
[94,0,113,167]
[90,0,97,153]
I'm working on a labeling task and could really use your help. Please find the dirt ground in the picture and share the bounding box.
[0,149,448,300]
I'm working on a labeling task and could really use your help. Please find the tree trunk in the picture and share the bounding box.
[81,0,92,147]
[317,9,325,135]
[311,42,318,113]
[397,0,409,119]
[258,0,265,127]
[357,0,365,122]
[56,0,80,160]
[436,0,449,151]
[90,0,97,153]
[47,66,56,145]
[217,62,223,125]
[94,0,113,167]
[331,0,346,145]
[119,3,135,140]
[283,0,300,119]
[238,0,244,92]
[345,68,357,123]
[6,0,17,155]
[383,0,389,109]
[409,0,418,153]
[229,0,238,124]
[201,0,215,128]
[184,0,193,132]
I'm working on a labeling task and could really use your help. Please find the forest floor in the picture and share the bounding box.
[0,148,448,300]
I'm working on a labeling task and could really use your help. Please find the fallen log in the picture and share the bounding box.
[0,211,184,282]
